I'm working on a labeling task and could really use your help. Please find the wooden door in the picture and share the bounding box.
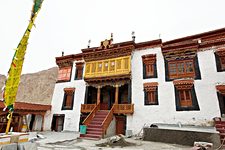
[51,114,64,132]
[116,116,126,135]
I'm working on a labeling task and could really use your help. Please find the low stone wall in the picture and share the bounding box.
[143,127,221,148]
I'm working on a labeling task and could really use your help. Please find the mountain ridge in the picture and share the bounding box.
[0,67,58,105]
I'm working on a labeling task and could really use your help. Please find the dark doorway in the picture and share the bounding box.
[51,114,65,132]
[119,84,129,104]
[116,115,126,135]
[86,86,97,104]
[100,86,115,110]
[218,92,225,116]
[29,114,35,131]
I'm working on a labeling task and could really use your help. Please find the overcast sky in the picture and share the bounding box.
[0,0,225,75]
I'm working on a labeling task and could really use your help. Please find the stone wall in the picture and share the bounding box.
[143,127,220,148]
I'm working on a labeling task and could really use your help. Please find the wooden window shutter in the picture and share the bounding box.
[62,88,75,110]
[75,62,84,80]
[57,66,72,81]
[215,48,225,71]
[142,54,156,78]
[144,82,158,105]
[173,80,194,107]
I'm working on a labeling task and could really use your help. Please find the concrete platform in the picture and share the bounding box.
[143,126,221,149]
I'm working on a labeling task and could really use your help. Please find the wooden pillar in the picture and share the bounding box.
[97,86,101,104]
[128,81,131,104]
[41,114,45,131]
[84,86,89,104]
[115,85,119,104]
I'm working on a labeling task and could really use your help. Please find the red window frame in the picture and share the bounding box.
[220,56,225,70]
[145,63,154,77]
[146,91,156,104]
[57,66,72,81]
[142,54,156,78]
[168,59,195,79]
[144,82,158,105]
[178,89,192,107]
[62,88,75,110]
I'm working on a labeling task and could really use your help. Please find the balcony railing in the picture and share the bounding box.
[80,104,96,113]
[84,56,131,78]
[82,103,100,126]
[81,103,134,114]
[113,104,134,114]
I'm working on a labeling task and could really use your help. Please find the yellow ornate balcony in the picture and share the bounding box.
[84,56,131,78]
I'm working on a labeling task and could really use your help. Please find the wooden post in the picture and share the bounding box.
[5,112,13,134]
[97,86,101,104]
[41,114,45,131]
[128,81,131,104]
[115,85,119,104]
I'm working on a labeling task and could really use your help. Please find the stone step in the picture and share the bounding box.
[92,118,105,122]
[80,133,101,139]
[90,121,103,125]
[216,128,225,133]
[88,124,102,128]
[79,136,100,140]
[87,127,103,132]
[215,124,225,129]
[215,120,225,124]
[96,112,108,114]
[95,115,108,117]
[86,130,102,135]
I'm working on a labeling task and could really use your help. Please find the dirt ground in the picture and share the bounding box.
[32,131,192,150]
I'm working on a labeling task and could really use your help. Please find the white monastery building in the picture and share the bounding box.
[48,28,225,139]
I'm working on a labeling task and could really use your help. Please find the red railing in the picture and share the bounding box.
[82,103,100,126]
[113,104,134,114]
[101,105,115,136]
[80,104,96,113]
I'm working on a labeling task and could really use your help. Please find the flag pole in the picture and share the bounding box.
[3,0,44,134]
[5,112,13,134]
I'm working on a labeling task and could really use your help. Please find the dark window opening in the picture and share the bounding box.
[144,82,158,105]
[165,56,201,81]
[174,80,200,111]
[62,88,75,110]
[142,54,157,79]
[75,63,84,80]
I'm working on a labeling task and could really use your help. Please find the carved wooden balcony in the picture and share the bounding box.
[113,104,134,114]
[80,104,96,113]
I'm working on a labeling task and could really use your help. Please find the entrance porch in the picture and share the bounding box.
[80,81,134,139]
[81,83,134,114]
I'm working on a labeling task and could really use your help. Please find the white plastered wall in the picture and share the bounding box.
[33,115,42,131]
[47,60,86,132]
[128,47,225,134]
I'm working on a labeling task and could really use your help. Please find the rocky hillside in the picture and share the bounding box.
[0,67,58,105]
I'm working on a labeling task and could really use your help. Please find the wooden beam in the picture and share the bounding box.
[41,114,45,131]
[97,86,101,104]
[115,85,119,104]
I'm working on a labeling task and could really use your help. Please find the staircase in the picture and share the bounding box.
[214,117,225,147]
[80,110,109,140]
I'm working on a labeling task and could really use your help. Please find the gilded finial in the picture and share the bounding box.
[88,39,91,48]
[132,31,135,41]
[111,33,113,41]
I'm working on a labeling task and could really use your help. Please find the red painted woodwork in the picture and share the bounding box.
[100,103,108,110]
[80,110,109,140]
[116,116,126,135]
[168,59,195,79]
[179,90,192,107]
[57,66,72,81]
[220,56,225,70]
